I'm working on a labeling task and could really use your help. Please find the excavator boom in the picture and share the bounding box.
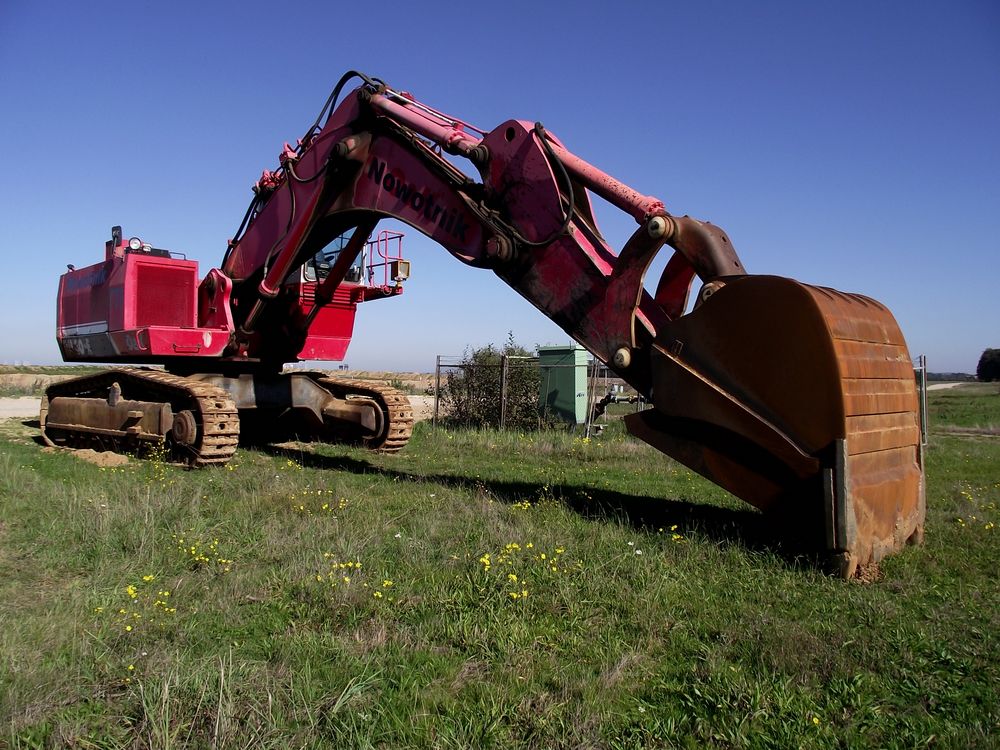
[47,72,924,576]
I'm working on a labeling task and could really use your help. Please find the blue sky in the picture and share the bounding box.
[1,1,997,373]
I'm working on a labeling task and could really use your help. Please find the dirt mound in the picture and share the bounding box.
[306,370,437,394]
[40,446,130,467]
[77,449,130,467]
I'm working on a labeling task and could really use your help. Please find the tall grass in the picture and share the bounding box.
[0,387,997,748]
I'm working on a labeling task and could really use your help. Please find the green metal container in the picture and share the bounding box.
[538,344,588,424]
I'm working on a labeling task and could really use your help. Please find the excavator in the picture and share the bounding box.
[43,71,924,577]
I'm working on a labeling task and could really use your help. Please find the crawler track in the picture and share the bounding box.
[41,368,240,466]
[314,376,414,452]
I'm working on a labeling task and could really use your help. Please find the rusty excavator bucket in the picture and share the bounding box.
[625,275,924,578]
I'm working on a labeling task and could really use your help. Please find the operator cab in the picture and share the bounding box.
[298,230,407,288]
[303,234,365,284]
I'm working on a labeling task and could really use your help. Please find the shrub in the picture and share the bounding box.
[443,334,540,430]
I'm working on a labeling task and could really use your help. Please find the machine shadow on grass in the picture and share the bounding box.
[258,443,825,570]
[24,418,828,572]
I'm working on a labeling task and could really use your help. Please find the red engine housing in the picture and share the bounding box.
[56,230,405,367]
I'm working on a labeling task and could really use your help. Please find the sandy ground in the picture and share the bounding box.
[407,395,437,422]
[0,370,439,422]
[0,395,439,422]
[0,384,972,422]
[926,382,965,391]
[0,397,40,419]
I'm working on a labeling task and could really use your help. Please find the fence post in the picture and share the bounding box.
[433,355,441,428]
[917,355,928,446]
[584,356,599,439]
[499,354,509,430]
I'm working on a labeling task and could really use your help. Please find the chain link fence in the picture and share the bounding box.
[432,354,644,432]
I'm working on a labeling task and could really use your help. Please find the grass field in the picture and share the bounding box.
[927,382,1000,431]
[0,385,997,748]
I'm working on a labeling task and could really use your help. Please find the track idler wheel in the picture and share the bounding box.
[170,410,198,447]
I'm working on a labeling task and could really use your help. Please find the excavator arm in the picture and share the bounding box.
[51,72,925,577]
[221,73,740,384]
